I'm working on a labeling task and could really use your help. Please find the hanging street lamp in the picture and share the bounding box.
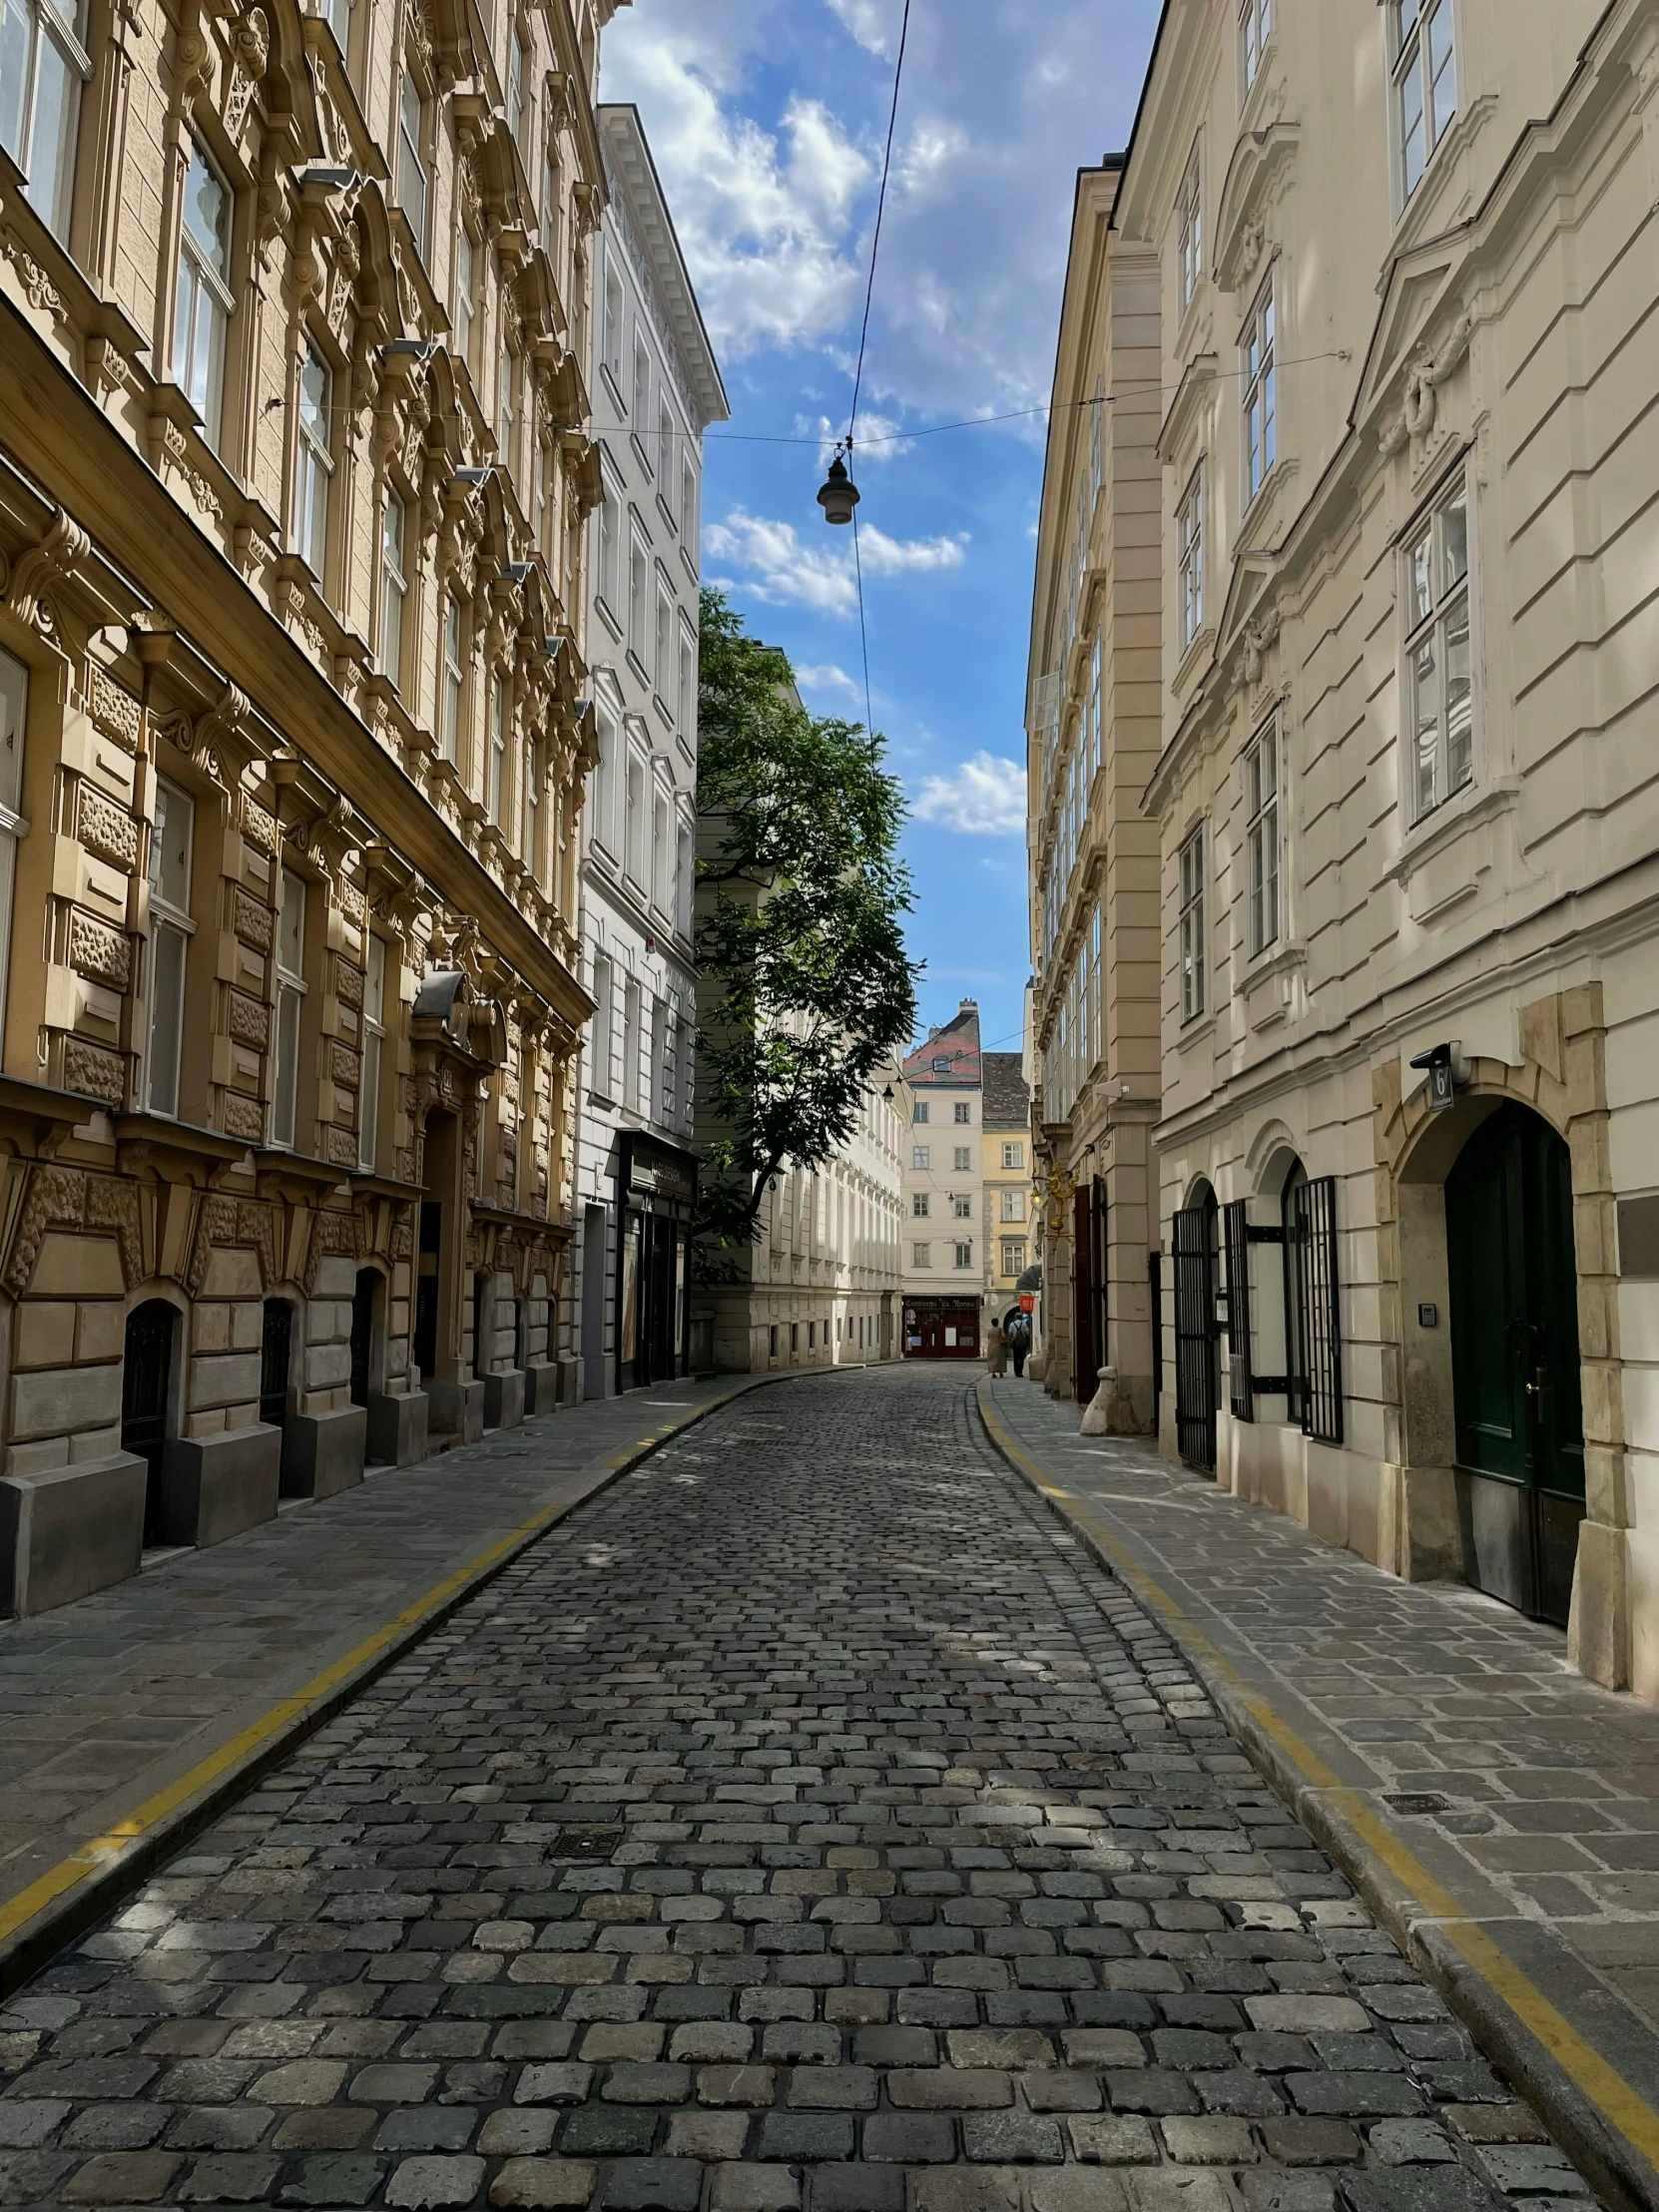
[817,445,860,527]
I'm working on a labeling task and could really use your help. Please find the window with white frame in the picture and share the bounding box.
[675,815,693,936]
[1001,1140,1023,1170]
[952,1145,971,1172]
[622,972,642,1112]
[589,949,614,1097]
[359,934,386,1170]
[453,227,476,370]
[625,750,647,884]
[1178,465,1204,653]
[953,1196,971,1221]
[0,649,25,1037]
[1245,719,1280,955]
[681,453,697,548]
[1001,1239,1027,1277]
[396,66,428,258]
[912,1243,931,1269]
[1242,276,1276,504]
[380,491,406,684]
[487,680,505,825]
[1176,138,1202,315]
[953,1101,970,1123]
[522,736,539,871]
[655,583,672,704]
[597,477,620,616]
[953,1243,973,1270]
[658,393,675,509]
[913,1101,929,1124]
[145,779,193,1118]
[602,258,624,385]
[439,595,462,762]
[632,329,651,450]
[0,0,89,242]
[173,138,233,450]
[497,338,515,472]
[913,1193,929,1219]
[272,870,305,1148]
[1402,470,1473,821]
[1179,825,1206,1024]
[912,1143,930,1170]
[1000,1189,1024,1223]
[593,694,620,855]
[651,789,669,914]
[628,528,648,651]
[293,342,331,575]
[540,135,560,265]
[507,24,528,153]
[1391,0,1456,202]
[1239,0,1272,92]
[678,623,695,737]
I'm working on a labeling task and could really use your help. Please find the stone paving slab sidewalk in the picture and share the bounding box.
[0,1372,799,1998]
[975,1377,1659,2212]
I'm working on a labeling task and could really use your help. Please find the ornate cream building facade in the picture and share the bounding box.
[1026,164,1163,1419]
[0,0,623,1614]
[1094,0,1659,1699]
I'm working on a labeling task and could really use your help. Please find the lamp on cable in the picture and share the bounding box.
[817,441,860,527]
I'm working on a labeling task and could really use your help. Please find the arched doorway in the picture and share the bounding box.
[1173,1181,1220,1472]
[1445,1101,1585,1624]
[122,1300,178,1545]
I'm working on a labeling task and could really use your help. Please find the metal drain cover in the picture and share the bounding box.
[552,1825,623,1861]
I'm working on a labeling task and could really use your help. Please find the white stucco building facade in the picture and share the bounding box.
[569,103,727,1397]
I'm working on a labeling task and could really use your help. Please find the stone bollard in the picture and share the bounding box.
[1080,1365,1135,1435]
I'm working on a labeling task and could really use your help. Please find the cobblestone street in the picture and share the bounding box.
[0,1370,1600,2210]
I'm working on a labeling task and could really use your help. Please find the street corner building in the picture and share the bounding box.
[1041,0,1659,1699]
[1026,160,1163,1429]
[0,0,627,1616]
[900,999,990,1362]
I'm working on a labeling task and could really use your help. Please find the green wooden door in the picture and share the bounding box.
[1445,1103,1585,1623]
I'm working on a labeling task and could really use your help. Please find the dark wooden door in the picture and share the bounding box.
[260,1299,291,1430]
[413,1200,440,1381]
[1072,1186,1094,1402]
[123,1300,177,1545]
[1173,1194,1219,1472]
[1447,1104,1585,1624]
[349,1270,376,1407]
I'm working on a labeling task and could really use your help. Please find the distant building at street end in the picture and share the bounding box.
[900,1002,984,1360]
[981,1053,1032,1328]
[1026,161,1164,1425]
[1093,0,1659,1702]
[571,103,728,1399]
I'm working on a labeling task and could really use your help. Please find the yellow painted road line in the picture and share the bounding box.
[974,1382,1659,2178]
[0,1396,729,1950]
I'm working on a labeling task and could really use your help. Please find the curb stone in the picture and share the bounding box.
[970,1375,1659,2212]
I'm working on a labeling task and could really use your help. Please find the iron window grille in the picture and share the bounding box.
[1172,1195,1220,1472]
[1221,1176,1344,1444]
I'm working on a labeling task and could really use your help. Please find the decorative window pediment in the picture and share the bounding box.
[1214,121,1297,294]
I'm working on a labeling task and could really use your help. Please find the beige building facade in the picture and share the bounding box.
[1026,165,1164,1421]
[690,1061,906,1376]
[1109,0,1659,1698]
[900,1000,985,1359]
[981,1050,1031,1325]
[0,0,622,1615]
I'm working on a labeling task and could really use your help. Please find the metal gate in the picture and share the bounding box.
[1172,1196,1219,1471]
[1292,1174,1344,1445]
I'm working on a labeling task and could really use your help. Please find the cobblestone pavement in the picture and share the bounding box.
[0,1368,1601,2210]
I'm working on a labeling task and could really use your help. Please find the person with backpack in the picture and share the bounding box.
[1005,1311,1031,1379]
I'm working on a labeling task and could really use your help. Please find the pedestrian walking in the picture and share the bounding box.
[985,1319,1007,1378]
[1006,1311,1031,1379]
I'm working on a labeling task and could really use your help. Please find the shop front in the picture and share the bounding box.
[902,1298,981,1360]
[616,1133,698,1391]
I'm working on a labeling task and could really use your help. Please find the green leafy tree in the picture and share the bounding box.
[692,589,917,1281]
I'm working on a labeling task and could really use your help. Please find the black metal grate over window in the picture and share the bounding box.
[1223,1199,1253,1420]
[1292,1174,1344,1445]
[1173,1197,1219,1472]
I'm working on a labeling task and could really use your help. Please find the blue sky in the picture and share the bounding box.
[600,0,1160,1062]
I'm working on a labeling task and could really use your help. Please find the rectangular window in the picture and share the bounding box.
[913,1101,929,1124]
[632,330,651,447]
[522,739,539,870]
[954,1243,973,1270]
[598,479,620,614]
[272,869,305,1149]
[440,595,462,762]
[953,1196,972,1221]
[0,0,88,242]
[380,492,406,683]
[173,137,233,449]
[508,25,527,152]
[625,752,646,884]
[1242,277,1276,504]
[658,393,676,509]
[675,817,693,938]
[651,790,669,914]
[952,1146,971,1172]
[487,681,505,825]
[497,340,515,471]
[682,454,697,548]
[0,650,25,1032]
[912,1243,930,1269]
[1176,139,1202,314]
[622,973,642,1113]
[1001,1239,1026,1277]
[678,625,695,737]
[1179,825,1206,1025]
[1391,0,1456,201]
[953,1101,970,1124]
[1239,0,1272,91]
[359,934,386,1170]
[593,695,619,855]
[602,259,624,383]
[454,228,475,369]
[397,67,427,258]
[145,779,193,1119]
[590,950,613,1098]
[655,584,672,705]
[1001,1141,1023,1170]
[1403,471,1473,821]
[1000,1189,1025,1223]
[1245,720,1280,955]
[1178,466,1204,653]
[540,136,559,263]
[912,1144,930,1169]
[294,343,332,575]
[912,1193,929,1219]
[629,531,649,651]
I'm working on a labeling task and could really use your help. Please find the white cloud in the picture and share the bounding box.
[704,507,966,618]
[795,662,861,700]
[797,410,913,469]
[825,0,901,56]
[911,753,1026,836]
